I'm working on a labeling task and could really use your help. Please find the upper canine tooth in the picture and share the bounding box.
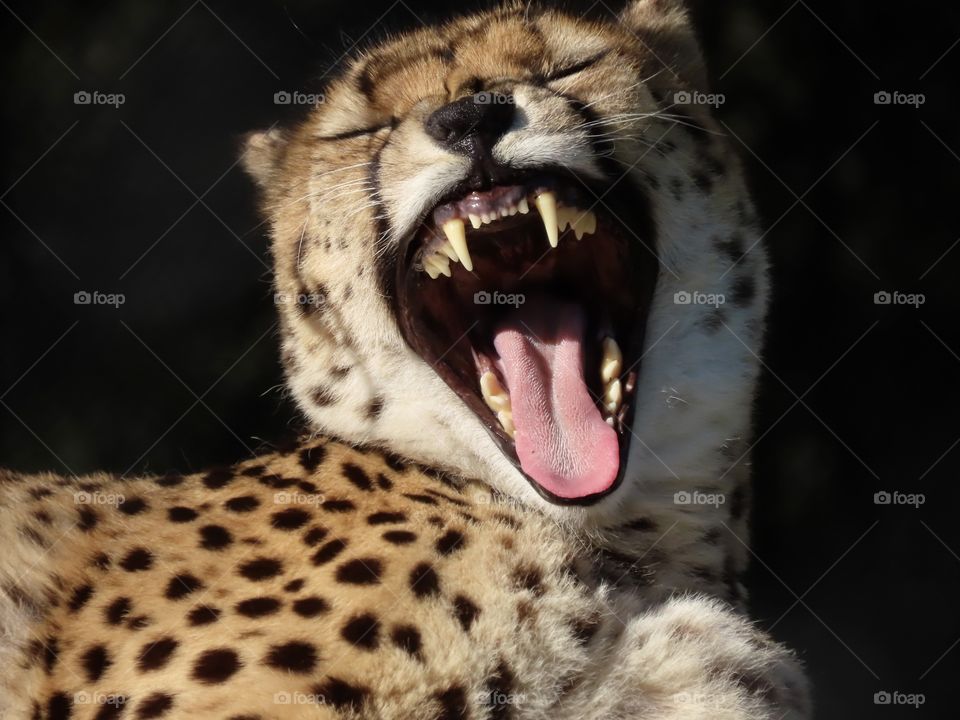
[534,192,559,248]
[601,337,623,383]
[442,218,472,271]
[468,214,483,229]
[518,197,530,214]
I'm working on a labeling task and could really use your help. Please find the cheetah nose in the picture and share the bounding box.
[425,92,515,156]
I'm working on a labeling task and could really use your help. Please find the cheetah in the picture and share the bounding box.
[1,1,811,719]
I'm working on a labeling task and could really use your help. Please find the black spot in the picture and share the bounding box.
[366,396,385,420]
[265,641,318,673]
[191,648,242,684]
[284,578,305,593]
[341,463,373,492]
[404,493,438,505]
[303,526,328,546]
[409,563,440,598]
[484,661,516,719]
[367,511,406,525]
[312,678,368,711]
[105,597,132,625]
[238,557,283,581]
[376,473,393,490]
[330,364,351,379]
[731,275,756,307]
[390,625,422,659]
[493,513,521,529]
[46,692,72,720]
[311,385,337,406]
[225,495,260,513]
[236,597,282,618]
[258,474,296,489]
[92,552,111,570]
[136,693,173,719]
[312,538,348,566]
[383,453,407,473]
[702,310,725,333]
[203,468,234,490]
[293,596,330,618]
[199,525,233,551]
[29,486,54,500]
[321,498,356,513]
[77,507,98,531]
[80,644,111,682]
[511,565,545,596]
[730,484,748,520]
[137,637,179,671]
[67,584,94,612]
[271,508,311,530]
[154,474,183,487]
[383,530,417,545]
[240,464,266,477]
[570,615,601,645]
[41,637,59,673]
[165,573,203,600]
[33,509,52,525]
[298,480,319,493]
[299,445,327,473]
[187,605,221,626]
[168,506,198,523]
[335,558,383,585]
[341,613,380,649]
[117,497,148,515]
[435,530,466,556]
[716,234,745,264]
[120,548,154,572]
[435,686,468,720]
[128,614,151,630]
[453,595,480,631]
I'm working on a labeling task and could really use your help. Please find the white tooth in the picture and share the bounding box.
[534,192,559,248]
[423,260,440,279]
[557,206,572,232]
[601,337,623,383]
[439,241,459,261]
[500,207,510,218]
[572,209,597,240]
[480,371,511,412]
[433,253,452,277]
[604,378,623,412]
[468,214,483,229]
[518,197,530,214]
[507,205,518,216]
[442,218,472,271]
[583,210,597,235]
[605,416,615,427]
[481,213,493,224]
[497,409,515,438]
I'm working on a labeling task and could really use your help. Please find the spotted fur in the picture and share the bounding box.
[1,1,810,718]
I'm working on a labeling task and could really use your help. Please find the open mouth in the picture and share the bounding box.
[395,171,657,505]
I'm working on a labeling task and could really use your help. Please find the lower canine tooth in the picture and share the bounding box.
[600,337,623,383]
[497,410,515,438]
[442,218,472,271]
[604,378,623,412]
[480,371,511,412]
[534,192,559,248]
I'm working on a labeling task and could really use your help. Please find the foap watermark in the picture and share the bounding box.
[274,491,326,507]
[874,290,925,308]
[671,692,725,709]
[74,290,125,308]
[674,90,725,108]
[274,291,325,309]
[274,691,327,706]
[474,91,515,105]
[674,490,725,508]
[874,490,925,508]
[273,90,325,106]
[874,91,925,108]
[474,290,525,308]
[475,690,527,707]
[74,692,128,708]
[874,690,925,708]
[74,490,126,506]
[674,290,725,308]
[74,90,125,108]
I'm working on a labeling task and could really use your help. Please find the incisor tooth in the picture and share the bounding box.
[518,197,530,214]
[534,192,559,248]
[601,337,623,383]
[442,218,472,271]
[498,410,516,438]
[468,214,483,229]
[604,378,623,412]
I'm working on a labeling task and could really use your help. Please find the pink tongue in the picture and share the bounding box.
[493,297,619,499]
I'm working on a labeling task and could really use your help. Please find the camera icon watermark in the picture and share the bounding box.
[74,90,125,108]
[873,690,925,708]
[873,290,924,308]
[674,490,725,508]
[673,90,725,108]
[74,290,125,308]
[273,90,325,106]
[474,290,525,308]
[873,91,925,108]
[873,490,925,509]
[673,290,725,308]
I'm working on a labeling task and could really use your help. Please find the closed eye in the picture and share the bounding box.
[540,51,609,83]
[319,118,396,142]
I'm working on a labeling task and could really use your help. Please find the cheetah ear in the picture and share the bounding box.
[619,0,708,91]
[241,127,288,192]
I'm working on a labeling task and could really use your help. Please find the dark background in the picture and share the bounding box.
[1,1,958,716]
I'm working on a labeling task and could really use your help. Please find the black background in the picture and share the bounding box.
[1,1,958,716]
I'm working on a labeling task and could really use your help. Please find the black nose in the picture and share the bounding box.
[425,92,514,155]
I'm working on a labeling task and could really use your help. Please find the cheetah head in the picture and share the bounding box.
[244,0,768,525]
